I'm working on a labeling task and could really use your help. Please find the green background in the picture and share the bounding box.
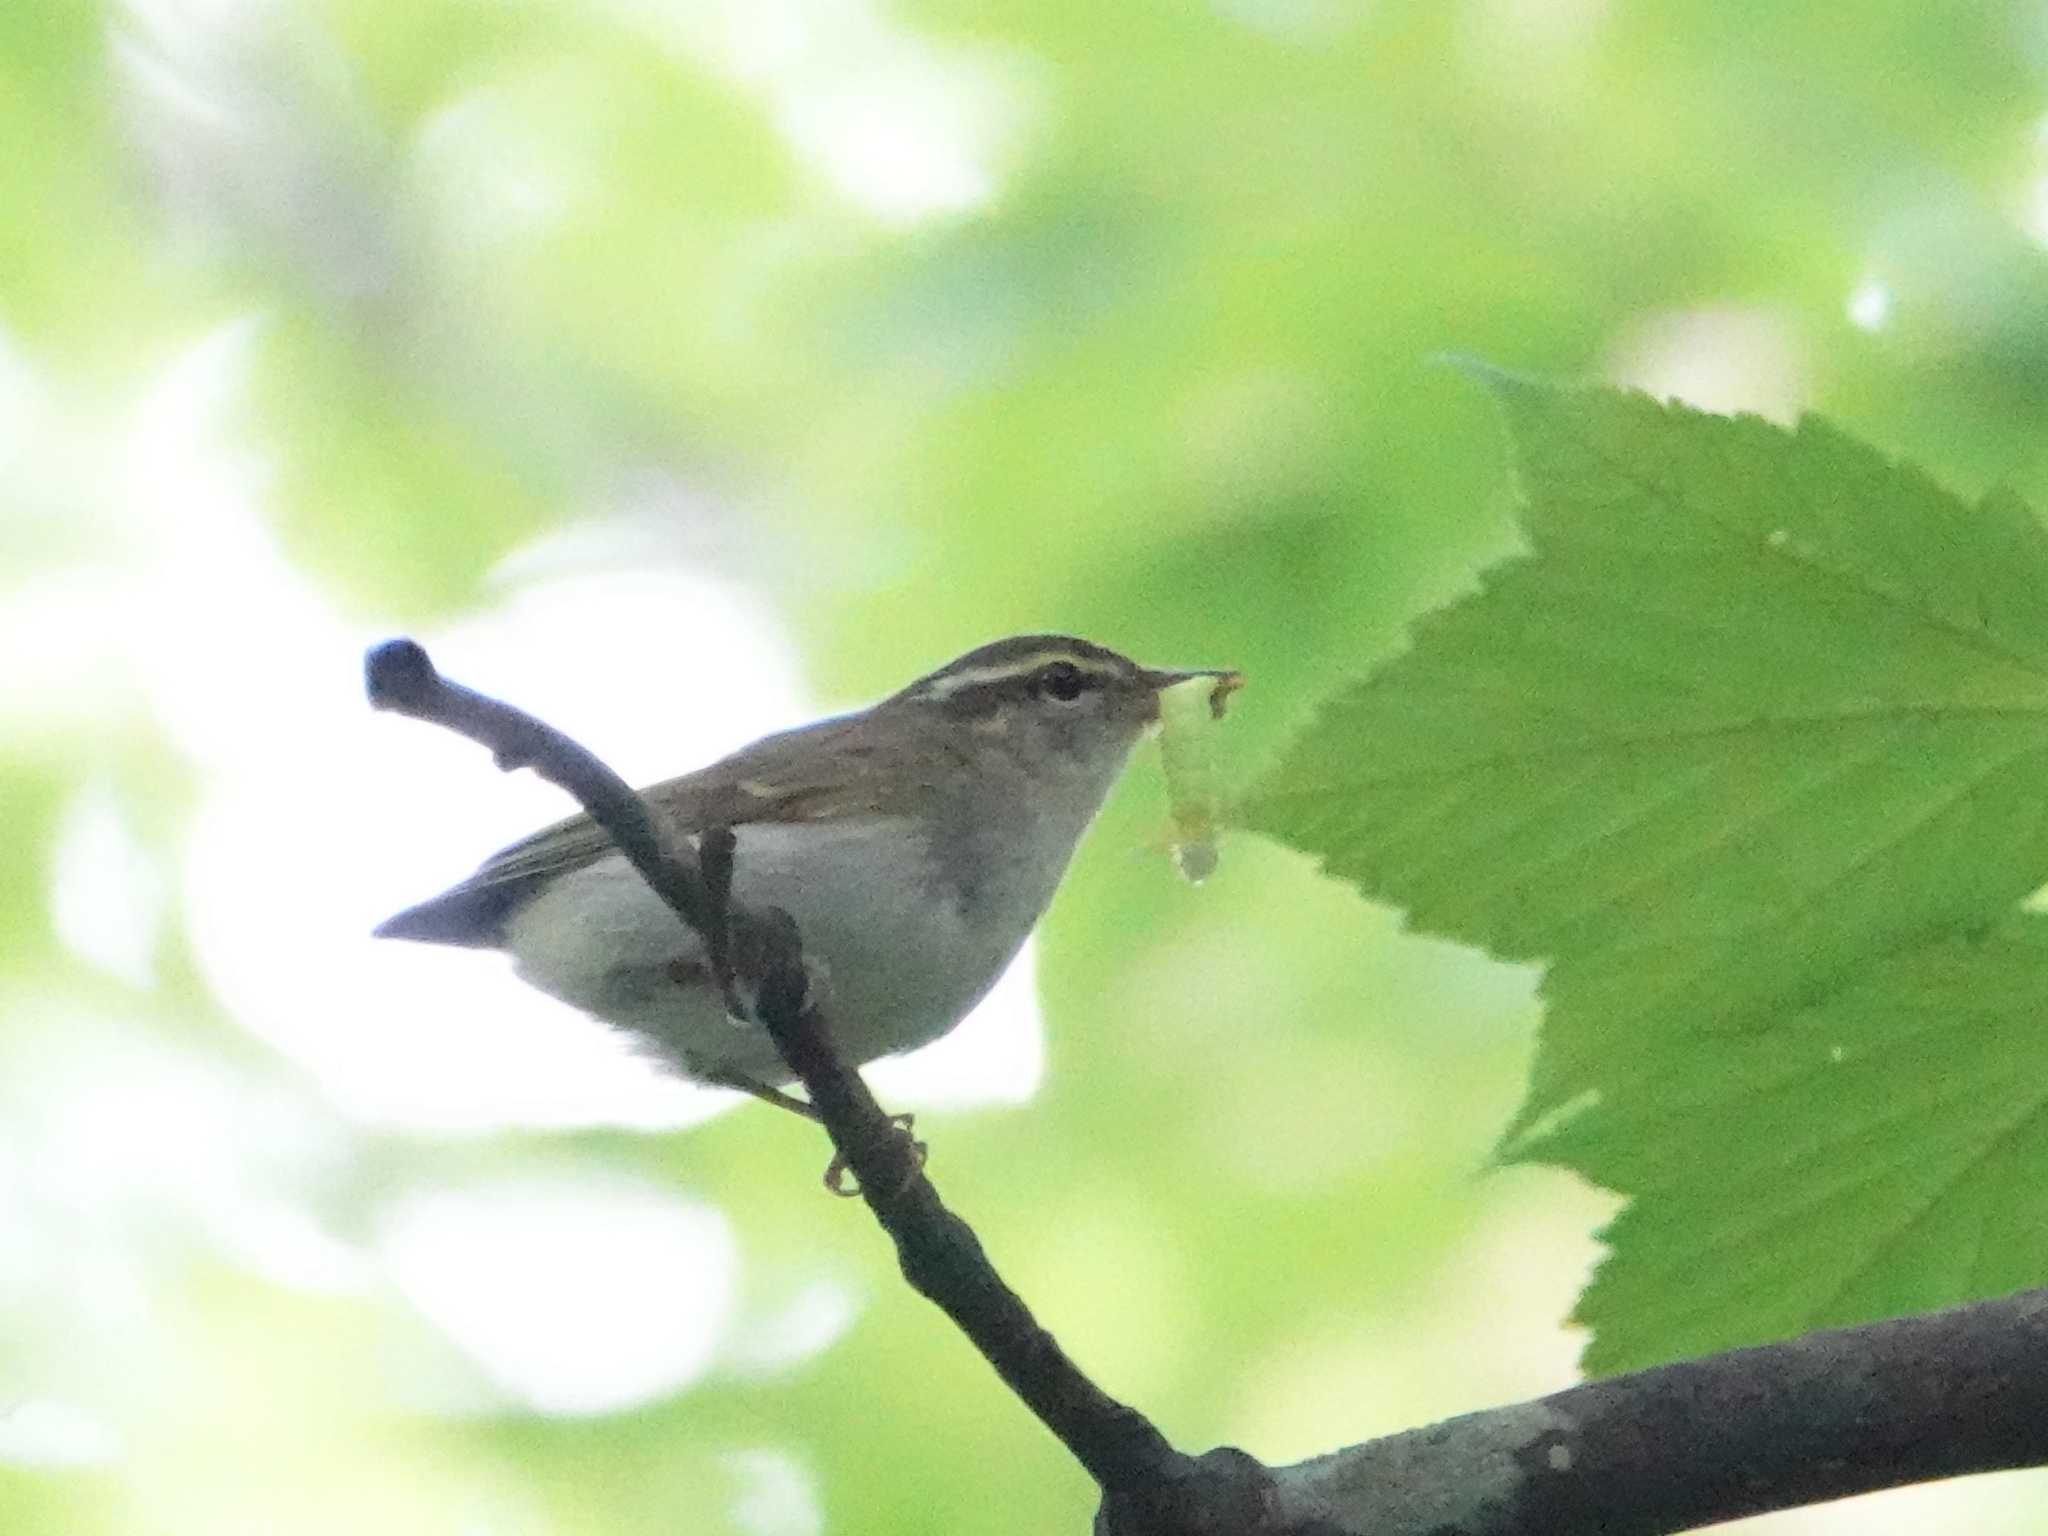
[9,1,2048,1531]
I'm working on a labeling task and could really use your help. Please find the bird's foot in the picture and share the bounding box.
[825,1113,925,1199]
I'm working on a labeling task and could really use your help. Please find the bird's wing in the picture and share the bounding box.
[374,712,914,947]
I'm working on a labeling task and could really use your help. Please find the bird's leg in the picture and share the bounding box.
[700,1069,920,1196]
[700,1068,820,1122]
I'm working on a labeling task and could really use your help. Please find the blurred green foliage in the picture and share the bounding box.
[12,0,2048,1532]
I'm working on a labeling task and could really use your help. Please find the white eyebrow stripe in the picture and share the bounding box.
[921,651,1122,698]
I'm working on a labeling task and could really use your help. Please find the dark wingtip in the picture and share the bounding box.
[371,906,438,943]
[370,911,416,941]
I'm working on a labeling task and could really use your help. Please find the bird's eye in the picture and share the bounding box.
[1039,661,1087,701]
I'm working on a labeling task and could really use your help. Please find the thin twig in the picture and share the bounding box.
[364,638,1229,1518]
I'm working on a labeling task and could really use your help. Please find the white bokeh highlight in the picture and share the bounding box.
[724,1447,823,1536]
[0,1400,124,1470]
[182,562,799,1134]
[51,783,166,989]
[599,0,1037,224]
[1604,303,1809,424]
[1847,275,1893,333]
[377,1174,738,1416]
[0,1001,369,1441]
[722,1278,862,1378]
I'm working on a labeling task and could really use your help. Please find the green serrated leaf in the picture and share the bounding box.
[1238,376,2048,1366]
[1543,917,2048,1375]
[1244,382,2048,1086]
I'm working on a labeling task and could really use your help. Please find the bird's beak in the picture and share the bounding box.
[1141,666,1245,720]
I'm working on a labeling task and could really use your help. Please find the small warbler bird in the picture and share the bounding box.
[377,635,1233,1106]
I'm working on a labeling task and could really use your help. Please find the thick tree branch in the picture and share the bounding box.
[1266,1285,2048,1534]
[369,638,2048,1535]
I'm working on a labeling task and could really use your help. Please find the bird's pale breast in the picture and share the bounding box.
[500,814,1047,1083]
